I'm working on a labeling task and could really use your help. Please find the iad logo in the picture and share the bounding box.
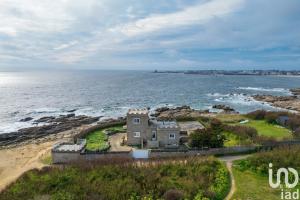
[269,163,299,199]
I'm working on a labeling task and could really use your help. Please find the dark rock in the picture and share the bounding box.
[35,116,56,123]
[290,88,300,96]
[67,109,77,112]
[212,104,235,113]
[19,117,33,122]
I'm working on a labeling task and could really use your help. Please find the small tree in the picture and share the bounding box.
[189,128,225,148]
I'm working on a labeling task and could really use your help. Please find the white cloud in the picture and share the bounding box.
[54,41,79,50]
[117,0,244,36]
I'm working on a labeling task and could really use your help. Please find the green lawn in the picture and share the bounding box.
[239,120,292,139]
[232,167,281,200]
[85,129,109,151]
[85,125,126,151]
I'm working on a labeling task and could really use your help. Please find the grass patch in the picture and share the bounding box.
[39,154,52,165]
[85,125,126,151]
[86,129,109,151]
[232,146,300,200]
[0,157,230,200]
[215,114,246,124]
[232,167,281,200]
[238,120,292,139]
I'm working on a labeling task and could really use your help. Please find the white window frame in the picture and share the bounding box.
[133,118,140,124]
[134,132,140,138]
[169,133,176,140]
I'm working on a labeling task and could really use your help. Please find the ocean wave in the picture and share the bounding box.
[214,93,267,106]
[237,87,289,93]
[206,93,230,97]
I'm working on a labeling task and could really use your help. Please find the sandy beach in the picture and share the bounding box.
[0,125,92,192]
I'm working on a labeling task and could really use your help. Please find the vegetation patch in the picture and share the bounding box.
[85,129,109,151]
[237,120,292,139]
[0,157,230,200]
[85,125,126,151]
[232,146,300,199]
[232,166,281,200]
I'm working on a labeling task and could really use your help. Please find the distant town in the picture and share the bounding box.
[153,70,300,76]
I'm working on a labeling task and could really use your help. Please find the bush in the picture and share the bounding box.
[235,146,300,175]
[246,110,266,120]
[0,157,229,200]
[264,112,278,124]
[287,116,300,131]
[293,128,300,139]
[189,128,225,148]
[163,189,184,200]
[223,125,258,140]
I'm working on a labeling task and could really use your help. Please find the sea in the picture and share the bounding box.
[1,70,300,134]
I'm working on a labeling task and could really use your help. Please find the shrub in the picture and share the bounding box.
[293,128,300,139]
[163,189,184,200]
[246,110,266,120]
[223,125,258,140]
[189,128,225,148]
[287,116,300,131]
[264,112,279,124]
[0,157,229,200]
[235,146,300,175]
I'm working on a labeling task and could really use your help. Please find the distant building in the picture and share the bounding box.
[126,108,180,148]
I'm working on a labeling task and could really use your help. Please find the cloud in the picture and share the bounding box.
[116,0,244,36]
[54,41,79,50]
[0,0,299,69]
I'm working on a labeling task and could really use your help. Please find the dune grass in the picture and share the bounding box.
[0,157,230,200]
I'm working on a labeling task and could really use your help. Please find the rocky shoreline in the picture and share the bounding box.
[0,114,100,148]
[252,88,300,112]
[153,105,236,119]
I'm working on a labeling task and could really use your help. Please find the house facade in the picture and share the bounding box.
[126,108,180,148]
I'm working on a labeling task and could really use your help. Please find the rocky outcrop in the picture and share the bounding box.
[253,94,300,112]
[212,104,236,113]
[153,105,209,120]
[19,117,33,122]
[290,88,300,96]
[0,114,101,148]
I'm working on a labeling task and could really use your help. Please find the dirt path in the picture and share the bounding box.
[108,133,132,152]
[218,155,251,200]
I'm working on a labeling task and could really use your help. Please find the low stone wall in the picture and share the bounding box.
[52,140,300,164]
[149,146,257,158]
[52,151,82,164]
[52,146,256,164]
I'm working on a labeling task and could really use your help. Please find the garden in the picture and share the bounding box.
[85,125,126,151]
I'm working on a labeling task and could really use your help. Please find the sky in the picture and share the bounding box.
[0,0,300,70]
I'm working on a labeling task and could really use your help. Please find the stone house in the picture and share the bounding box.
[126,108,180,148]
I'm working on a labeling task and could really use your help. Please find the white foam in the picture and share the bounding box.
[237,87,290,93]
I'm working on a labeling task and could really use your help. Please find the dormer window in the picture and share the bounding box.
[133,118,140,124]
